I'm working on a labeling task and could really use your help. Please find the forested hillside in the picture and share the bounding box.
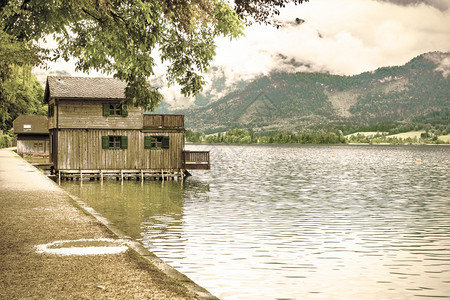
[182,52,450,134]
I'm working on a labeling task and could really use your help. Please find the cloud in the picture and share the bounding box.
[33,0,450,108]
[424,52,450,77]
[375,0,449,11]
[206,0,450,91]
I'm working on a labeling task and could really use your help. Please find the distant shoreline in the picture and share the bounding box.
[185,142,450,146]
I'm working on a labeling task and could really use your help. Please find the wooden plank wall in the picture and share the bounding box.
[164,115,184,127]
[143,115,163,128]
[56,100,143,129]
[56,129,184,170]
[143,114,184,129]
[17,139,49,155]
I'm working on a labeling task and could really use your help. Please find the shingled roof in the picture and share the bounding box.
[13,115,48,134]
[44,76,127,102]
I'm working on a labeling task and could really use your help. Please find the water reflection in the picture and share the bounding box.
[62,145,450,299]
[64,180,209,240]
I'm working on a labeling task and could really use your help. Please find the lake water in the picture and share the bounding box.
[61,144,450,299]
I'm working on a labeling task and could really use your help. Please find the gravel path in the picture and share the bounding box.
[0,148,212,299]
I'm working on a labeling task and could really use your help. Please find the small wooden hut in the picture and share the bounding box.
[13,115,49,156]
[44,76,209,180]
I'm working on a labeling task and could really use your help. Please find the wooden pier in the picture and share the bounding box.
[52,150,210,182]
[183,151,210,170]
[55,169,186,182]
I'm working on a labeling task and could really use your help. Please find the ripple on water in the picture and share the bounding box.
[61,145,450,299]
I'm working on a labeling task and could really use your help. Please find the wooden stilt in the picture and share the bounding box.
[54,169,188,182]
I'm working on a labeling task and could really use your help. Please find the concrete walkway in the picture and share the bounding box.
[0,148,216,299]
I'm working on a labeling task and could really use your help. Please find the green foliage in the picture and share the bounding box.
[347,134,448,145]
[0,25,46,132]
[185,129,203,143]
[0,65,45,132]
[234,0,308,25]
[1,0,245,111]
[412,108,450,126]
[0,135,8,148]
[0,128,17,148]
[336,122,398,135]
[187,128,347,145]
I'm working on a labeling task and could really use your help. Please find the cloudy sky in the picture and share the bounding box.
[35,0,450,107]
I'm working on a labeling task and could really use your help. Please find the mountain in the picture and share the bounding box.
[180,52,450,134]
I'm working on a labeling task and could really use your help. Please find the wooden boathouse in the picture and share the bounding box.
[13,115,49,158]
[44,76,209,180]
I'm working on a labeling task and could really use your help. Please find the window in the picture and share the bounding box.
[48,103,55,117]
[102,135,128,149]
[103,103,128,117]
[109,136,121,148]
[144,136,169,149]
[34,142,43,150]
[152,136,163,148]
[109,104,121,116]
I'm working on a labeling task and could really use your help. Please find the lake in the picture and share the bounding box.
[61,144,450,299]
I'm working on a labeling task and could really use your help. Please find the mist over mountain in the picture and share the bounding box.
[177,52,450,134]
[375,0,449,11]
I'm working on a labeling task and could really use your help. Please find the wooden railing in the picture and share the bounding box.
[183,151,210,170]
[143,114,184,129]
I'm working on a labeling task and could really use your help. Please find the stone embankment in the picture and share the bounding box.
[0,148,216,299]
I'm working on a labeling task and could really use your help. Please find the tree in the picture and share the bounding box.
[1,1,308,133]
[1,1,308,110]
[1,0,246,111]
[0,65,46,132]
[0,27,45,132]
[234,0,308,25]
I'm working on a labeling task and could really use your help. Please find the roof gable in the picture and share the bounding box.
[44,76,127,102]
[13,115,49,134]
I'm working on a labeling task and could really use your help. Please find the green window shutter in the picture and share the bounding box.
[121,105,128,117]
[144,136,152,149]
[121,136,128,149]
[103,104,110,116]
[102,136,109,149]
[162,136,170,149]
